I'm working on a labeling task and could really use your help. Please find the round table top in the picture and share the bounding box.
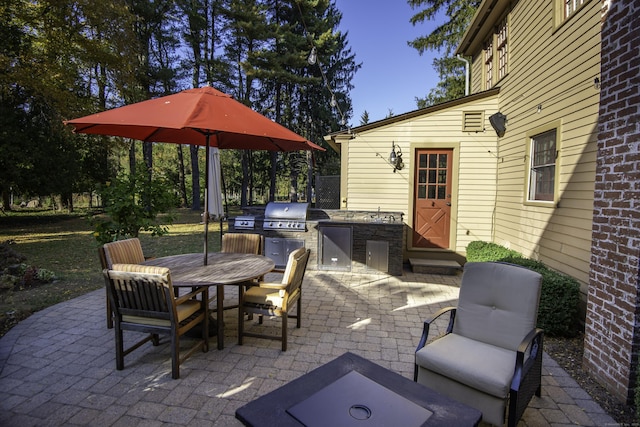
[143,252,274,286]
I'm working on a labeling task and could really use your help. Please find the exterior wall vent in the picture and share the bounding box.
[463,111,485,132]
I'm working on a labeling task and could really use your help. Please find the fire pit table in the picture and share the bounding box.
[235,352,481,426]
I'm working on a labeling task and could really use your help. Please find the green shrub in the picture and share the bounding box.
[90,165,178,245]
[466,241,580,337]
[466,241,524,262]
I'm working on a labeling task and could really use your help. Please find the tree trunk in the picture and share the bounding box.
[129,140,136,175]
[190,145,201,210]
[177,145,188,207]
[241,150,249,206]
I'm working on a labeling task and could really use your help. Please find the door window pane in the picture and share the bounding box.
[418,186,426,199]
[428,186,436,199]
[419,154,427,168]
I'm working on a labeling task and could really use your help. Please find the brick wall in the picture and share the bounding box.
[583,0,640,403]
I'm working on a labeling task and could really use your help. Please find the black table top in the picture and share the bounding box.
[235,352,481,427]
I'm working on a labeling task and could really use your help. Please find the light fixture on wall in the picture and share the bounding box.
[307,47,317,65]
[389,142,404,173]
[489,112,508,137]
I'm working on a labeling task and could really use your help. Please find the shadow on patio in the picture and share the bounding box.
[0,268,614,426]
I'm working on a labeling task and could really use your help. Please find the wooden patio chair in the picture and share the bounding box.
[238,247,310,351]
[222,233,265,316]
[414,262,543,427]
[100,238,148,329]
[103,263,209,379]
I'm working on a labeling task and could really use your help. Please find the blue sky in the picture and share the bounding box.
[333,0,443,126]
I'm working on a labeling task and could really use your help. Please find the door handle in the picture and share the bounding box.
[446,202,451,206]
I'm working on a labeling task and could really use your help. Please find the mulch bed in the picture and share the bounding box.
[545,333,636,425]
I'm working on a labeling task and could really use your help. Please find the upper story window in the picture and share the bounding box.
[528,130,557,202]
[565,0,586,19]
[484,40,494,89]
[496,17,508,80]
[555,0,588,26]
[483,15,508,89]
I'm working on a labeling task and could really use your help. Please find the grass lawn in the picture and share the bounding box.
[0,208,236,337]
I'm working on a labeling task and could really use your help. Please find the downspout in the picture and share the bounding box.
[456,55,470,96]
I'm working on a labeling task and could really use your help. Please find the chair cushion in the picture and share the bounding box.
[104,238,146,267]
[415,333,516,398]
[244,286,285,308]
[280,247,307,285]
[453,262,542,351]
[111,264,169,275]
[123,300,201,327]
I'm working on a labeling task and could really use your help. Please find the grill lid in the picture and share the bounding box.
[263,202,309,230]
[264,202,309,220]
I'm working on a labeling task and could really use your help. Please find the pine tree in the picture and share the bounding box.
[407,0,479,106]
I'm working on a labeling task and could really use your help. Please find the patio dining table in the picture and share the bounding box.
[143,252,275,350]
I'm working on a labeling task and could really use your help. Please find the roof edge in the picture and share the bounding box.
[456,0,512,56]
[327,87,500,139]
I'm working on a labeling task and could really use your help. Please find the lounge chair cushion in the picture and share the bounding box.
[452,262,541,351]
[415,333,516,398]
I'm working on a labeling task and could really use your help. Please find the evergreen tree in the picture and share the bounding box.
[408,0,479,106]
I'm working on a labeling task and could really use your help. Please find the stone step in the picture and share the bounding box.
[409,259,462,275]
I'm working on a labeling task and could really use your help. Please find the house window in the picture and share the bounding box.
[484,40,493,89]
[528,130,557,202]
[565,0,586,19]
[483,14,508,89]
[496,17,508,80]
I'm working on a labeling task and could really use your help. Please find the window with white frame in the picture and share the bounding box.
[497,17,508,80]
[565,0,586,19]
[528,130,557,202]
[484,40,493,89]
[483,14,509,89]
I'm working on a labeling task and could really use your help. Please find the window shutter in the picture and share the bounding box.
[463,111,484,132]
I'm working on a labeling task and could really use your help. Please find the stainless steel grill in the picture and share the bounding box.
[233,216,256,230]
[263,202,309,231]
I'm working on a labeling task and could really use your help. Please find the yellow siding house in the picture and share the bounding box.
[326,0,601,303]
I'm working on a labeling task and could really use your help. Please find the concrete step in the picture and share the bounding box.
[409,259,462,275]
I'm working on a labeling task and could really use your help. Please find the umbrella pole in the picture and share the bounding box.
[204,137,210,266]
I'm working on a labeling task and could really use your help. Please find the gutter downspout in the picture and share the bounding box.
[456,54,470,96]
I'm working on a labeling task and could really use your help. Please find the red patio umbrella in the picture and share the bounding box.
[65,86,324,264]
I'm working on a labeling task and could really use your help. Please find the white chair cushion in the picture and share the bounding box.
[415,333,516,398]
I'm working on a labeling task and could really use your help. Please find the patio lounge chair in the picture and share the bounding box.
[103,263,209,379]
[414,262,543,427]
[100,238,148,329]
[238,247,310,351]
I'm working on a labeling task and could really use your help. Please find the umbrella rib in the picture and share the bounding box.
[268,137,286,151]
[142,127,168,142]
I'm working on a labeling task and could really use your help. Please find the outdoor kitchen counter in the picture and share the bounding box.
[315,217,405,276]
[229,207,406,276]
[316,218,404,225]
